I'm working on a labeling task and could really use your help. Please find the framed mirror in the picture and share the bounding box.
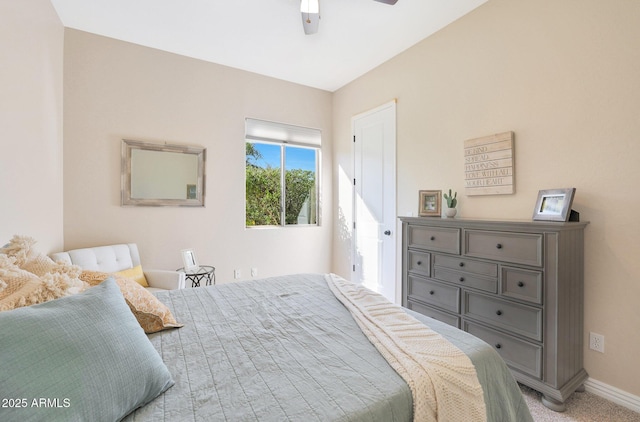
[121,139,206,206]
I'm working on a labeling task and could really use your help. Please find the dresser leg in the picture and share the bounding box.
[541,395,566,412]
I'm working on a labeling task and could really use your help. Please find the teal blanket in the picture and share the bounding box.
[124,273,532,421]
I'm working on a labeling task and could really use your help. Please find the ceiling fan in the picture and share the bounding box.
[301,0,399,35]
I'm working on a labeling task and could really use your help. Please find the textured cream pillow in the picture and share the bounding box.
[1,235,59,276]
[79,270,183,334]
[0,255,85,312]
[115,265,149,287]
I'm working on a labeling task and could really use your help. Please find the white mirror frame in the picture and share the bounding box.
[121,139,206,207]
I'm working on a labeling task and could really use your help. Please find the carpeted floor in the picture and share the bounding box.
[520,384,640,421]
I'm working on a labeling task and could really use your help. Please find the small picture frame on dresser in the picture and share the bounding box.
[532,188,576,221]
[419,190,442,217]
[181,249,199,272]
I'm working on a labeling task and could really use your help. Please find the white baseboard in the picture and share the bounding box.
[585,378,640,414]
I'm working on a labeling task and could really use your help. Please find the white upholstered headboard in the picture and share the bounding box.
[50,244,142,273]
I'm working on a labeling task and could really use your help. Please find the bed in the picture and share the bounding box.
[125,273,532,421]
[1,267,532,421]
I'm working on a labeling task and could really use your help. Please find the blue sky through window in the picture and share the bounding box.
[249,143,316,172]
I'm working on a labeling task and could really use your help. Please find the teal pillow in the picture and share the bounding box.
[0,278,174,421]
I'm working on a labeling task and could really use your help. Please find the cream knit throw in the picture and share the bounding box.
[325,274,486,422]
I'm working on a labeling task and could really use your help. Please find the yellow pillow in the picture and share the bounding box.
[115,265,149,287]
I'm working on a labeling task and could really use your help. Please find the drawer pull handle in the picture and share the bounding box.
[417,261,422,266]
[496,243,503,249]
[496,310,503,316]
[459,277,465,282]
[495,343,502,349]
[429,290,435,295]
[518,281,525,287]
[430,236,435,241]
[459,262,465,267]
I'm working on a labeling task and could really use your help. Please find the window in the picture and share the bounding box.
[245,118,320,227]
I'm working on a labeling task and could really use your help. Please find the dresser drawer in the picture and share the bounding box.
[433,254,498,277]
[465,322,542,379]
[407,300,460,328]
[464,229,543,267]
[501,267,543,305]
[433,267,498,294]
[408,250,431,277]
[408,225,460,254]
[463,292,542,341]
[407,275,460,313]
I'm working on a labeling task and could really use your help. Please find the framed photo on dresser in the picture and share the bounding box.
[532,188,576,221]
[419,190,441,217]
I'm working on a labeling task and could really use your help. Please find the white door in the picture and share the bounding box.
[352,101,397,303]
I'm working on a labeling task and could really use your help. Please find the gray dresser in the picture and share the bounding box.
[400,217,588,411]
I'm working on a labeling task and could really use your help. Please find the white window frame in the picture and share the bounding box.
[245,118,321,228]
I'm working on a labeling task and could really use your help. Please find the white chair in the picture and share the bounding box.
[50,243,185,292]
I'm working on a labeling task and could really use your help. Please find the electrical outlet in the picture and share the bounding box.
[589,332,605,353]
[234,269,241,279]
[251,268,258,277]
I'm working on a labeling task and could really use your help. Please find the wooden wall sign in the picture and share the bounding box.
[464,131,514,196]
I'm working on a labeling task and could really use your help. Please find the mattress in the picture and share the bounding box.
[123,273,532,421]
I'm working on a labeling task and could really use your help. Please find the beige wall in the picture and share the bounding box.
[6,0,638,401]
[333,0,640,397]
[0,0,64,252]
[63,30,333,281]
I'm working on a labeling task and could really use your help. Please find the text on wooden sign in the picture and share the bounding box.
[464,132,514,196]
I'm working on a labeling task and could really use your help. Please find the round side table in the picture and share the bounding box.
[177,265,215,287]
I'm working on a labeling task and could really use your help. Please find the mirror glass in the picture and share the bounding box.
[121,139,206,206]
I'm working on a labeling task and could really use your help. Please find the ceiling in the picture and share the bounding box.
[50,0,487,92]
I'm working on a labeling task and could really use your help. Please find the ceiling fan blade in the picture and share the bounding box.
[373,0,398,4]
